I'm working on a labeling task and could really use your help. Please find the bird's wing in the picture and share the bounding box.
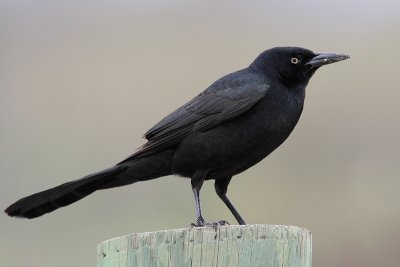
[118,70,269,163]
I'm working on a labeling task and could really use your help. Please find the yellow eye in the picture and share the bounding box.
[291,57,300,64]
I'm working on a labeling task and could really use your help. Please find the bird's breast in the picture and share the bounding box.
[172,87,305,178]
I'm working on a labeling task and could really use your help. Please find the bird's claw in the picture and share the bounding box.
[217,220,230,226]
[189,219,230,228]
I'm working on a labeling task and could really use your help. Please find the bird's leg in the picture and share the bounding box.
[215,178,246,225]
[191,175,206,227]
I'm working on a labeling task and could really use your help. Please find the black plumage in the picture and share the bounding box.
[5,47,349,225]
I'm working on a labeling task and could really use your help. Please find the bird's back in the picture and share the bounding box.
[172,73,306,179]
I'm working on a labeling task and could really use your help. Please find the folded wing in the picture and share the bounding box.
[119,69,270,163]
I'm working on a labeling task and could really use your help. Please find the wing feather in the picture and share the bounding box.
[118,68,270,163]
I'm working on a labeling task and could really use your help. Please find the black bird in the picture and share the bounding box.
[5,47,349,226]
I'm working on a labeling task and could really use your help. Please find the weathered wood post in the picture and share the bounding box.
[97,224,311,267]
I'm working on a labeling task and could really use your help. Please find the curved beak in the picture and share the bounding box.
[306,52,350,68]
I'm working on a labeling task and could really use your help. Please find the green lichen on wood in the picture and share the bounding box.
[97,224,311,267]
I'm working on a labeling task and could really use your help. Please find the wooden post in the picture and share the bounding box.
[97,224,311,267]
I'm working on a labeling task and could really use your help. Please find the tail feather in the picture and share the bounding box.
[5,150,174,219]
[5,165,128,219]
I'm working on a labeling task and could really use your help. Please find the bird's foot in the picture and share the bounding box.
[216,220,230,226]
[189,218,230,228]
[189,216,207,227]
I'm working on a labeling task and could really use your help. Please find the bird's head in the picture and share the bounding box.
[250,47,350,87]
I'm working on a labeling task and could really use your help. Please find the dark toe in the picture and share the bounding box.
[217,220,230,226]
[189,219,230,228]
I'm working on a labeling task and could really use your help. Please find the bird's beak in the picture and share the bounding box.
[306,52,350,68]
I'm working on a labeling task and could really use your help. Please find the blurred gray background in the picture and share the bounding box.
[1,1,399,266]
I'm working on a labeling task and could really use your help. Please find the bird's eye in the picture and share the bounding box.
[291,57,300,64]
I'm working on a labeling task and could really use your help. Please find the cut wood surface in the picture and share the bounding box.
[97,224,311,267]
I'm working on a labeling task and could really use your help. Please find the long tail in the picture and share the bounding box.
[5,150,173,219]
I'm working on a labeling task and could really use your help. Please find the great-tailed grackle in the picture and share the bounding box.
[5,47,349,226]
